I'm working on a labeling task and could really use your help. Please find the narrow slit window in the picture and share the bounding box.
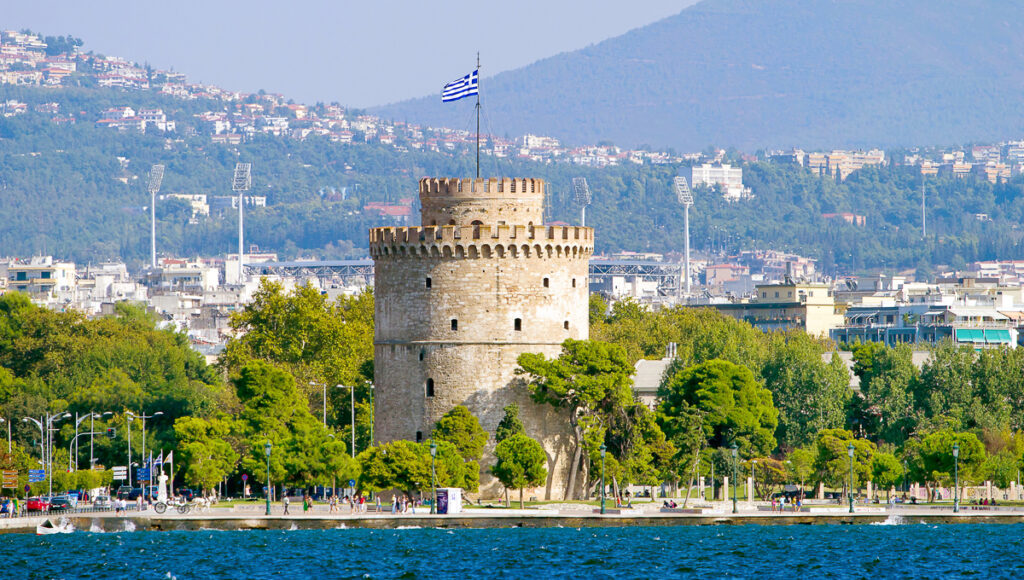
[572,278,577,288]
[416,431,423,442]
[451,319,458,331]
[419,349,425,361]
[564,321,570,330]
[426,378,435,397]
[543,277,550,288]
[425,277,432,289]
[514,318,522,331]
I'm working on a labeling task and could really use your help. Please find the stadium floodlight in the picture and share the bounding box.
[572,177,592,226]
[673,176,693,206]
[148,164,165,270]
[673,176,694,297]
[232,163,252,285]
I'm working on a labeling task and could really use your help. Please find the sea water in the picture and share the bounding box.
[3,524,1022,579]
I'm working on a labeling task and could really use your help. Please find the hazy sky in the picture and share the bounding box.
[5,1,697,108]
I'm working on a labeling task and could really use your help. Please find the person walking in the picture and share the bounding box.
[283,494,290,515]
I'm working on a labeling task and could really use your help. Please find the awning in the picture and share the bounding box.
[985,329,1012,344]
[954,328,985,343]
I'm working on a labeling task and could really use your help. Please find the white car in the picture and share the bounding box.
[92,495,112,510]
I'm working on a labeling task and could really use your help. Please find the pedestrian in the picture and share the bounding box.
[136,495,143,512]
[303,494,310,513]
[391,495,397,514]
[376,495,382,513]
[283,494,290,515]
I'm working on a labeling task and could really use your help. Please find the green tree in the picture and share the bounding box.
[432,405,488,462]
[492,433,548,509]
[916,342,983,429]
[870,452,904,499]
[658,358,778,456]
[174,416,239,493]
[495,403,526,443]
[917,429,986,493]
[517,339,635,500]
[858,344,919,445]
[786,446,816,491]
[761,332,850,449]
[811,429,875,491]
[357,441,430,495]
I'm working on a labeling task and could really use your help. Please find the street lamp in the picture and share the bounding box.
[429,440,437,515]
[848,443,855,514]
[365,380,375,446]
[91,411,113,470]
[953,442,960,513]
[731,443,738,514]
[264,441,272,516]
[600,443,607,514]
[128,411,163,500]
[0,417,9,453]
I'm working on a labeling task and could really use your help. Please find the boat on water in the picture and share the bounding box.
[36,518,74,535]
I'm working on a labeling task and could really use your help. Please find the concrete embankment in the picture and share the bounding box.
[2,505,1024,534]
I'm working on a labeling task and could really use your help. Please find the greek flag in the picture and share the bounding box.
[442,70,478,103]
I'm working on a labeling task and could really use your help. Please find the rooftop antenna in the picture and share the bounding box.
[921,175,926,240]
[147,164,165,270]
[673,176,694,297]
[232,162,252,284]
[572,177,591,227]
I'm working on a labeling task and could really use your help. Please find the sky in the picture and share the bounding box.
[4,1,697,108]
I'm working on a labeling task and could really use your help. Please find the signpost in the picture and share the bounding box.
[136,467,151,483]
[28,469,45,483]
[1,470,16,489]
[112,466,128,481]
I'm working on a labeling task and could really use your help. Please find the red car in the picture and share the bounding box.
[26,497,50,512]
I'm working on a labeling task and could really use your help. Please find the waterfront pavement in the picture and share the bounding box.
[3,501,1024,534]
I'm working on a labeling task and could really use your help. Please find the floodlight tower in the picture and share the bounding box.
[674,176,694,297]
[232,163,252,284]
[147,165,165,270]
[572,177,592,227]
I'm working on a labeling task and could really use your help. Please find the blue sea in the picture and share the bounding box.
[3,523,1022,579]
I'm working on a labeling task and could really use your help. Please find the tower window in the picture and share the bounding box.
[425,277,432,289]
[451,319,458,331]
[564,321,570,330]
[572,278,577,288]
[514,318,522,331]
[426,378,435,397]
[543,277,550,288]
[416,431,423,442]
[419,349,425,361]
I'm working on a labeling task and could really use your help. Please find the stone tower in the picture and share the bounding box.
[369,177,593,499]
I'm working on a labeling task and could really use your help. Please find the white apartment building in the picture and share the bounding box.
[690,163,751,200]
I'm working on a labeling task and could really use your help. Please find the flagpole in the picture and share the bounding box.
[476,52,481,179]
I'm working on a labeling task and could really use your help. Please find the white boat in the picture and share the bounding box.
[36,517,74,535]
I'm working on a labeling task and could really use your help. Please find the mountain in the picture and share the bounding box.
[372,0,1024,151]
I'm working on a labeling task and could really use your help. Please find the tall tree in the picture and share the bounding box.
[493,433,548,509]
[658,358,778,457]
[495,403,526,443]
[858,344,919,445]
[432,405,488,462]
[174,416,239,494]
[517,339,635,500]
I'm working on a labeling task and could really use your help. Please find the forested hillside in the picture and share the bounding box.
[2,85,1024,273]
[375,0,1024,150]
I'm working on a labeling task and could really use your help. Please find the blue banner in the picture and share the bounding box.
[136,467,151,482]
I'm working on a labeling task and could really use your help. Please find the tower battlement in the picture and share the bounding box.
[419,177,545,226]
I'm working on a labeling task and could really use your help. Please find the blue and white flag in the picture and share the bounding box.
[153,451,163,468]
[442,70,479,103]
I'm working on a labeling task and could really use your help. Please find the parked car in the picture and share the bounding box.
[92,495,112,510]
[26,497,51,512]
[49,496,74,511]
[175,488,195,501]
[116,486,133,500]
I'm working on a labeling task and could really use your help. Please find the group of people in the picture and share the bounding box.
[0,497,18,517]
[391,495,420,514]
[769,495,803,512]
[327,494,367,514]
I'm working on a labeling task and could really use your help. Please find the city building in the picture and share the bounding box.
[690,163,751,200]
[708,282,844,337]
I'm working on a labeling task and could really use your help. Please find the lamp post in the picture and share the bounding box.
[91,412,113,470]
[600,443,607,514]
[731,443,738,514]
[72,412,101,471]
[24,412,70,497]
[953,442,960,513]
[902,459,908,495]
[366,381,375,446]
[128,411,163,500]
[264,441,272,516]
[337,385,356,458]
[429,440,437,515]
[848,443,855,514]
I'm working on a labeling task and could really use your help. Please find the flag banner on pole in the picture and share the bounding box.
[164,451,172,464]
[442,70,479,103]
[154,451,163,468]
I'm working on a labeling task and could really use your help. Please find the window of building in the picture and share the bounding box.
[774,292,779,298]
[572,278,577,288]
[41,272,51,279]
[543,277,550,288]
[15,272,26,281]
[564,321,569,330]
[416,431,423,442]
[426,378,434,397]
[762,292,767,298]
[514,318,522,331]
[809,291,814,297]
[419,349,425,361]
[425,277,432,288]
[451,319,458,331]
